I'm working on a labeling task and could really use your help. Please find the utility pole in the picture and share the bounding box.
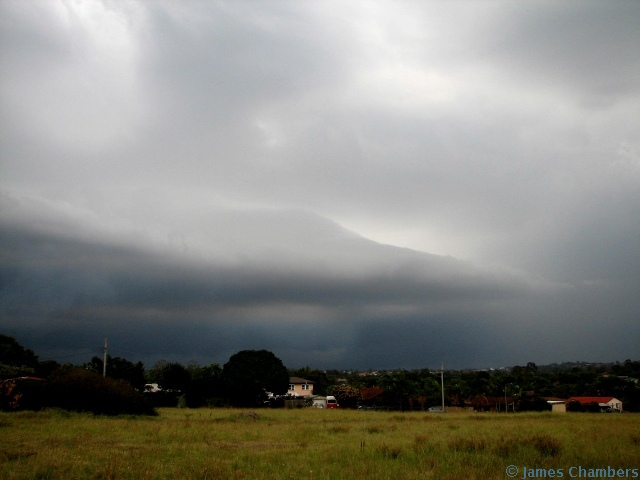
[102,338,108,378]
[441,362,445,411]
[504,383,512,413]
[504,385,507,413]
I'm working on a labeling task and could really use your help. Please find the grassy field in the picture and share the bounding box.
[1,408,638,480]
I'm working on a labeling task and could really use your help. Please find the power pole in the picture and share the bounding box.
[441,362,445,411]
[103,338,108,378]
[504,385,507,414]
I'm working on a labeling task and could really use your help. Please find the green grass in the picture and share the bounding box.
[1,408,638,479]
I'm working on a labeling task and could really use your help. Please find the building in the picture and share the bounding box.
[567,396,623,412]
[542,397,567,413]
[287,377,314,397]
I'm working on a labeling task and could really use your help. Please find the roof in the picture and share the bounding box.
[567,396,616,404]
[289,377,315,384]
[541,397,567,403]
[360,387,385,401]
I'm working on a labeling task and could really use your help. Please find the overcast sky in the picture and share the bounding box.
[1,1,638,370]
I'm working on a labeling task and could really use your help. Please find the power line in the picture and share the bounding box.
[43,348,102,361]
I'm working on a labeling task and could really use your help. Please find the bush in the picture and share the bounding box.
[566,400,585,412]
[0,377,45,411]
[45,367,156,416]
[330,385,362,409]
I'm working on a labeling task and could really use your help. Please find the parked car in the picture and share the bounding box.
[427,407,446,413]
[326,396,339,409]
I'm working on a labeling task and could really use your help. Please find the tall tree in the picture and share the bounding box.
[221,350,289,407]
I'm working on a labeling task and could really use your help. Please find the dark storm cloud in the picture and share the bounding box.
[1,1,639,368]
[0,200,555,368]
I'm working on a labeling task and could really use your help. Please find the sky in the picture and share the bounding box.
[1,0,639,371]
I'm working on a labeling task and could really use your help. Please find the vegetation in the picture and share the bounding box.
[221,350,289,407]
[330,384,362,409]
[0,408,638,480]
[45,367,156,416]
[85,355,147,391]
[1,335,639,413]
[346,361,640,412]
[0,334,40,379]
[1,336,638,477]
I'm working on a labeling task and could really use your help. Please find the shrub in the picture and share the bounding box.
[330,385,362,409]
[566,400,585,412]
[0,377,45,411]
[45,367,156,416]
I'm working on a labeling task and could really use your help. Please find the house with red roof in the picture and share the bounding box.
[567,396,622,412]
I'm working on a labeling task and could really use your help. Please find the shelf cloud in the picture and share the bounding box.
[1,1,638,369]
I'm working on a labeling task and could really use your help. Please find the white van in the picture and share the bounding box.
[326,395,339,409]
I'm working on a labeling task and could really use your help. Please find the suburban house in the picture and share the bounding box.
[567,396,623,412]
[287,377,314,397]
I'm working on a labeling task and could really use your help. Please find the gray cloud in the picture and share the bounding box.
[1,1,638,369]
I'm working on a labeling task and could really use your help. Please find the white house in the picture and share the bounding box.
[567,396,623,412]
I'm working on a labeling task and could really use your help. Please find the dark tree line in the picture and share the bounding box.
[2,334,639,412]
[346,361,640,411]
[0,336,290,411]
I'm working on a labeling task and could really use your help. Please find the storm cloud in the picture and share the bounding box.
[1,1,638,369]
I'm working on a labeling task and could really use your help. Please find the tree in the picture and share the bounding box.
[330,384,361,409]
[0,335,39,380]
[185,362,223,407]
[146,361,191,392]
[221,350,289,407]
[85,355,146,390]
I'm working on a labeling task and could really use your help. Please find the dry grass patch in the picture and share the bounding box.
[0,409,637,480]
[448,435,488,453]
[376,443,403,459]
[526,433,563,457]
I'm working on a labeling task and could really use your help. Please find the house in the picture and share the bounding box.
[287,377,314,397]
[567,396,623,412]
